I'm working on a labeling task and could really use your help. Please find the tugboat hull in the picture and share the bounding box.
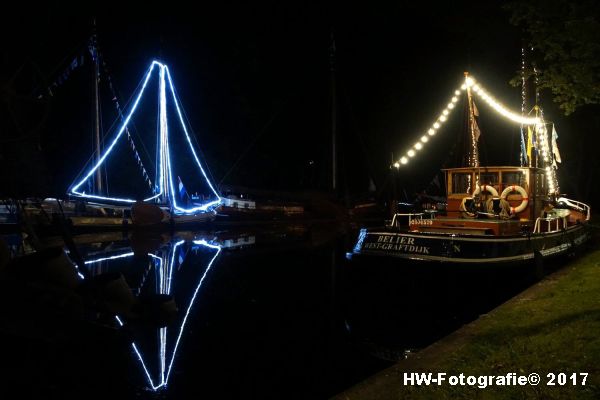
[351,223,590,266]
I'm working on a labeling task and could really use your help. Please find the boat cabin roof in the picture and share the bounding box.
[441,166,543,172]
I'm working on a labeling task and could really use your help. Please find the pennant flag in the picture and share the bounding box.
[472,100,479,117]
[551,124,562,163]
[88,43,97,61]
[178,245,186,269]
[473,117,481,142]
[527,126,533,161]
[178,176,188,201]
[40,52,85,98]
[520,127,527,165]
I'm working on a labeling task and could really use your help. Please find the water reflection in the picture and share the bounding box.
[80,235,221,391]
[0,224,546,399]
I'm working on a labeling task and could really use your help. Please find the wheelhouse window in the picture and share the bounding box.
[479,172,499,187]
[452,173,473,194]
[501,171,526,188]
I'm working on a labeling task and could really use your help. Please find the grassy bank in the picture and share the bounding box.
[335,248,600,399]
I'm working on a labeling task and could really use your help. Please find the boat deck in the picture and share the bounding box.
[410,217,523,236]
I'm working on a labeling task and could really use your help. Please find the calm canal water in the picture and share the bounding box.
[1,223,537,399]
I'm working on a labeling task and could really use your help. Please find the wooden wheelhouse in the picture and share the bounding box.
[444,166,544,221]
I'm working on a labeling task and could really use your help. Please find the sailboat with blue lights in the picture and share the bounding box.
[66,60,221,229]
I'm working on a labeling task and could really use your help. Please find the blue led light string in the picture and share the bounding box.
[164,67,221,213]
[70,61,161,202]
[97,49,155,190]
[70,61,221,214]
[68,65,150,195]
[88,252,164,390]
[168,75,220,191]
[85,239,221,391]
[164,240,221,384]
[84,251,135,264]
[159,65,170,205]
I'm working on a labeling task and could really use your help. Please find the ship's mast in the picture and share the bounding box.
[158,65,170,205]
[92,22,103,194]
[520,45,527,167]
[329,31,337,193]
[464,72,480,168]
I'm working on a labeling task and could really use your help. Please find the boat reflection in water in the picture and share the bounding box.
[80,233,222,391]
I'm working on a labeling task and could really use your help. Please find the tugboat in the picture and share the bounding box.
[350,73,591,268]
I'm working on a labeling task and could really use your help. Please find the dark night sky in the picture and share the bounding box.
[2,3,595,202]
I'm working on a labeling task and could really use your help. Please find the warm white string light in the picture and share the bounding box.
[537,121,560,195]
[469,80,540,125]
[395,74,540,168]
[394,87,463,167]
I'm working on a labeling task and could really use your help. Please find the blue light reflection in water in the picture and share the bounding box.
[82,237,221,391]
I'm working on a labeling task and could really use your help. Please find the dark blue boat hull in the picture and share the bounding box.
[350,223,590,266]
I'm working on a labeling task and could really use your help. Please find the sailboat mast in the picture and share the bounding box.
[92,26,103,194]
[329,31,337,193]
[464,72,479,168]
[159,65,170,205]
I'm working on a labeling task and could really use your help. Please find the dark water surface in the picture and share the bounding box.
[1,223,538,399]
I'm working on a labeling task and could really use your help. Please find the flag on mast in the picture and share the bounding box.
[527,126,533,161]
[472,100,481,141]
[178,176,188,201]
[551,124,562,163]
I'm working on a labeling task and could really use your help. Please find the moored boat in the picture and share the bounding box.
[351,166,590,266]
[62,59,221,230]
[350,73,591,269]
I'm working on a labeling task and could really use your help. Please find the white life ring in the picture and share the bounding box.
[473,184,499,197]
[500,185,529,214]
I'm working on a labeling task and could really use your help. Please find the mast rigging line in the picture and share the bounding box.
[96,49,155,189]
[69,65,152,187]
[338,81,379,190]
[32,37,90,97]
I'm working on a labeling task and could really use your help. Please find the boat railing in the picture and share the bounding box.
[390,212,429,228]
[557,197,591,221]
[533,214,569,234]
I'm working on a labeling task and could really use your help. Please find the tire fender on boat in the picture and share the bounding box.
[500,185,528,214]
